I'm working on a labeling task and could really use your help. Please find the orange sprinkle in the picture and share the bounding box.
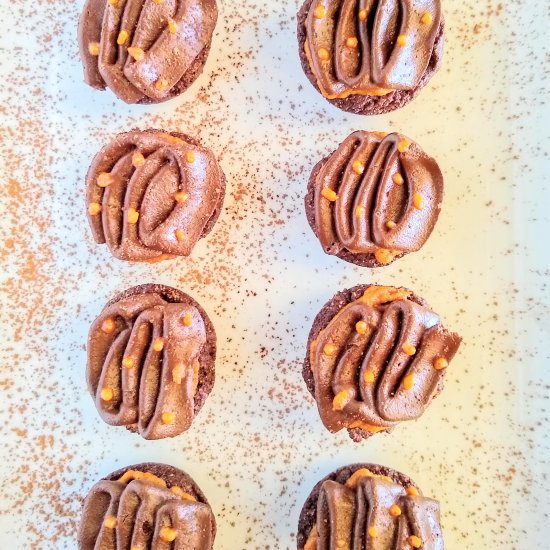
[183,313,193,327]
[323,343,336,356]
[88,42,100,56]
[393,173,404,185]
[364,370,375,384]
[131,547,140,550]
[96,172,116,188]
[103,515,117,529]
[352,160,365,175]
[127,208,139,224]
[358,9,367,21]
[175,229,185,242]
[374,248,395,265]
[355,320,368,335]
[153,0,164,3]
[421,12,433,25]
[386,220,397,229]
[397,34,407,47]
[127,47,144,62]
[413,192,424,210]
[321,188,338,202]
[161,412,175,425]
[336,540,346,548]
[345,468,373,488]
[153,338,164,352]
[434,357,449,370]
[171,486,197,500]
[402,373,415,391]
[172,364,185,385]
[160,527,177,542]
[88,202,102,216]
[168,18,177,33]
[117,30,128,45]
[346,37,358,48]
[389,504,402,517]
[175,191,189,203]
[355,205,365,218]
[368,526,377,538]
[406,486,419,496]
[132,152,145,167]
[318,48,330,61]
[314,4,326,18]
[403,343,417,356]
[398,139,411,153]
[122,356,135,369]
[408,535,422,548]
[100,388,114,402]
[186,150,196,163]
[107,0,118,5]
[101,318,115,334]
[155,78,169,91]
[332,390,350,411]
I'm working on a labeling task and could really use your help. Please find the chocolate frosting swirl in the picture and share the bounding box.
[307,469,443,550]
[78,0,218,103]
[309,286,461,437]
[305,0,442,99]
[79,468,214,549]
[312,131,443,264]
[87,286,214,439]
[86,130,224,262]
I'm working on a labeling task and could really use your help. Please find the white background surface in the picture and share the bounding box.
[0,0,549,548]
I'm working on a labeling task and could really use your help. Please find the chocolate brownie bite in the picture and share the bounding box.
[87,284,216,440]
[86,130,226,262]
[78,0,218,104]
[305,131,443,267]
[297,0,444,115]
[297,463,443,549]
[78,463,216,549]
[304,285,462,442]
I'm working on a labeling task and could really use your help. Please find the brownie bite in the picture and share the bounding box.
[78,0,218,104]
[297,0,444,115]
[297,463,443,549]
[87,284,216,440]
[86,130,225,263]
[305,131,444,267]
[303,285,462,442]
[78,463,216,549]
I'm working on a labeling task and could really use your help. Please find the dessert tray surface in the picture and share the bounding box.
[0,0,548,548]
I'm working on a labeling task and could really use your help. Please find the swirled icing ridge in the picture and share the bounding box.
[87,290,208,439]
[312,131,443,264]
[86,130,224,262]
[79,0,218,103]
[305,0,442,99]
[310,286,461,437]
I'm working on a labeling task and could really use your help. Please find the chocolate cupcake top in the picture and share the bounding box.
[298,464,443,550]
[79,463,215,549]
[308,131,443,266]
[78,0,218,103]
[87,285,216,440]
[304,0,442,100]
[86,130,225,262]
[305,285,461,441]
